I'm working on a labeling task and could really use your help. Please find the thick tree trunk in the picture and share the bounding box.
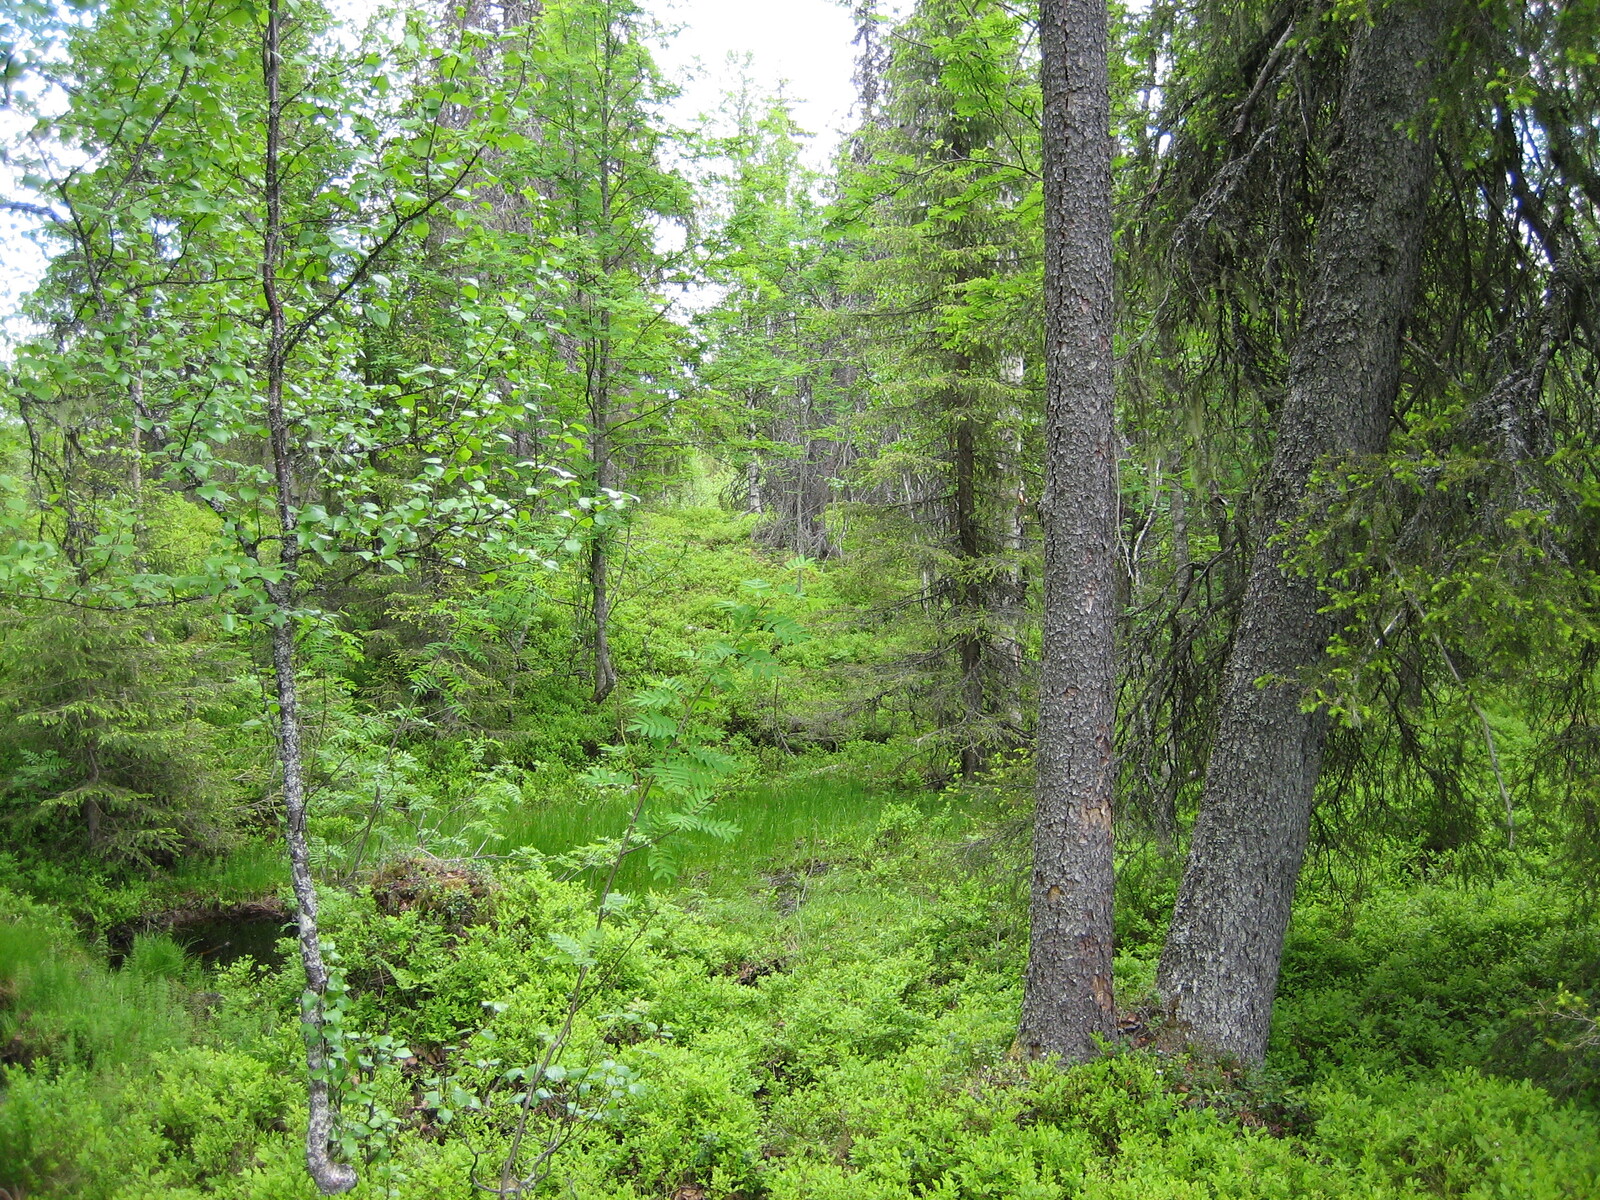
[1018,0,1117,1063]
[1156,1,1444,1065]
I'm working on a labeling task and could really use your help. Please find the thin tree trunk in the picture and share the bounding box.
[268,607,357,1194]
[127,328,150,573]
[1156,1,1443,1065]
[262,4,357,1189]
[1000,392,1028,738]
[1018,0,1117,1063]
[930,90,1002,778]
[589,420,617,703]
[1170,457,1189,579]
[746,416,763,514]
[589,85,619,705]
[795,375,828,557]
[952,403,986,780]
[83,791,102,849]
[588,336,617,703]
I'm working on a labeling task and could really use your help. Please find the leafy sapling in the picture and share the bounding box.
[1,0,573,1191]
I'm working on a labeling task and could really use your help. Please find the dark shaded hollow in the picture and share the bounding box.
[108,897,291,969]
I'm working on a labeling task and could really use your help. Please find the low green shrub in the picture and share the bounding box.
[0,1067,166,1200]
[1273,878,1600,1086]
[1313,1068,1600,1198]
[4,794,1600,1200]
[150,1047,298,1184]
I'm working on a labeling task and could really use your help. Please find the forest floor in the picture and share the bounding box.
[1,500,1597,1198]
[3,771,1599,1199]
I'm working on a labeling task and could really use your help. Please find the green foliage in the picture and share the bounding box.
[0,887,191,1070]
[0,607,258,865]
[1,0,1599,1194]
[0,1068,169,1200]
[304,707,525,877]
[0,1042,311,1199]
[1,0,578,620]
[1312,1071,1600,1199]
[125,933,190,983]
[828,0,1045,773]
[150,1047,299,1183]
[3,807,1600,1199]
[1273,876,1600,1094]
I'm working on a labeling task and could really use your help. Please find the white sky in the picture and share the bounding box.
[654,0,862,165]
[0,0,865,331]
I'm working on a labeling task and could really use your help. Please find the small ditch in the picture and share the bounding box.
[108,897,292,969]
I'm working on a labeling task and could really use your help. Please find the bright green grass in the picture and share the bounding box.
[167,779,921,898]
[166,840,286,901]
[0,897,191,1067]
[489,776,930,894]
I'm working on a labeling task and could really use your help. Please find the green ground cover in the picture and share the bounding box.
[2,509,1596,1199]
[2,782,1597,1199]
[489,776,924,897]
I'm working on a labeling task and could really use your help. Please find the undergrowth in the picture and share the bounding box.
[2,512,1596,1197]
[3,794,1598,1200]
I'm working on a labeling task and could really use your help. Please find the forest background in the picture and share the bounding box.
[1,0,1600,1197]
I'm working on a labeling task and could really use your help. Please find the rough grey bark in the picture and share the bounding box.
[262,5,357,1189]
[1018,0,1117,1063]
[1156,0,1444,1065]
